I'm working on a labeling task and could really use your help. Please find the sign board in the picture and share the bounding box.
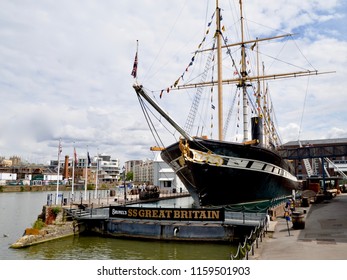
[109,206,224,222]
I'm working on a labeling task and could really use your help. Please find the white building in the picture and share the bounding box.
[95,155,121,182]
[0,173,17,180]
[0,173,17,185]
[152,152,186,193]
[43,174,62,181]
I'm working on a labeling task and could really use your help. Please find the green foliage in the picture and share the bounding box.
[51,206,61,216]
[126,171,133,181]
[32,218,45,230]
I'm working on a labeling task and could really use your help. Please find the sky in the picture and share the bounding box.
[0,0,346,166]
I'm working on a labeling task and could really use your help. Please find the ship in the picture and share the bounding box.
[132,0,332,206]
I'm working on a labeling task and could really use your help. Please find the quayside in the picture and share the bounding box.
[66,197,289,243]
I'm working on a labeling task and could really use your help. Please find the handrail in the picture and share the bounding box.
[230,216,268,260]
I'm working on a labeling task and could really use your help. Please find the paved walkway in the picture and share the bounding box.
[251,193,347,259]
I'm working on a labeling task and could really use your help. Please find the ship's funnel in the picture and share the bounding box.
[251,117,263,146]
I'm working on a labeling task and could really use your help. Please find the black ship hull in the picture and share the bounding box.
[161,138,298,206]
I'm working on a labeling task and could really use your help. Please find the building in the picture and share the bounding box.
[0,173,17,186]
[64,154,121,185]
[0,153,120,186]
[283,138,347,180]
[94,154,121,183]
[152,152,185,193]
[130,153,186,193]
[124,160,142,175]
[134,159,153,184]
[0,156,21,167]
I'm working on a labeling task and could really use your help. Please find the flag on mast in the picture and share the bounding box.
[131,52,138,78]
[87,152,91,167]
[74,147,78,166]
[131,40,138,78]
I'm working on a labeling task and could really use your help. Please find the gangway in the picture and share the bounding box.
[320,158,330,178]
[325,157,347,179]
[298,140,315,177]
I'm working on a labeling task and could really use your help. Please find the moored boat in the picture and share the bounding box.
[132,0,332,206]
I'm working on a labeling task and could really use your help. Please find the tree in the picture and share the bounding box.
[126,171,133,181]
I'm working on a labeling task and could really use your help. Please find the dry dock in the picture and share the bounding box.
[251,192,347,260]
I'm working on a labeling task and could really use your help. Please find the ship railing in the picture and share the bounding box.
[64,207,91,219]
[55,188,190,209]
[64,205,109,219]
[225,196,290,213]
[225,211,267,224]
[230,216,268,260]
[88,206,109,218]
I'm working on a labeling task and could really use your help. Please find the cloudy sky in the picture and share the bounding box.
[0,0,346,165]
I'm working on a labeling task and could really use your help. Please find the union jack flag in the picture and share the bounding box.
[131,51,138,78]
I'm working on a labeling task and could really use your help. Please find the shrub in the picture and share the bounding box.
[32,218,45,230]
[45,207,61,224]
[51,207,61,216]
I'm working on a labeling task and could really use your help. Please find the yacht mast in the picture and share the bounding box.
[240,0,249,141]
[216,0,223,141]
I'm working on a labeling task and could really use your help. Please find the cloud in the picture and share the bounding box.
[0,0,346,165]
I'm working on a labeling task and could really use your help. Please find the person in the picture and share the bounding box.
[284,201,291,218]
[265,214,271,229]
[289,198,295,212]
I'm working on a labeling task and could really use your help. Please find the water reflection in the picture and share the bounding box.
[21,235,232,260]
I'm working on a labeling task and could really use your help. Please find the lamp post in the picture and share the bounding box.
[123,166,127,205]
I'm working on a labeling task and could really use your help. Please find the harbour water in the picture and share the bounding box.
[0,190,234,260]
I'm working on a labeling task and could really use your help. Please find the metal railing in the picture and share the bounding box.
[230,217,268,260]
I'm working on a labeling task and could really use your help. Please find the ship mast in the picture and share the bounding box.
[239,0,249,142]
[216,0,223,141]
[134,1,334,146]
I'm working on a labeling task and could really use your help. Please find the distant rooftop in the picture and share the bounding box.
[283,138,347,147]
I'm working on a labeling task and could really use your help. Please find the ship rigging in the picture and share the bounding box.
[132,0,334,206]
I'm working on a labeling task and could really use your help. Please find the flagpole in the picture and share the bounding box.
[72,143,75,200]
[56,139,62,205]
[95,148,99,199]
[84,146,88,202]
